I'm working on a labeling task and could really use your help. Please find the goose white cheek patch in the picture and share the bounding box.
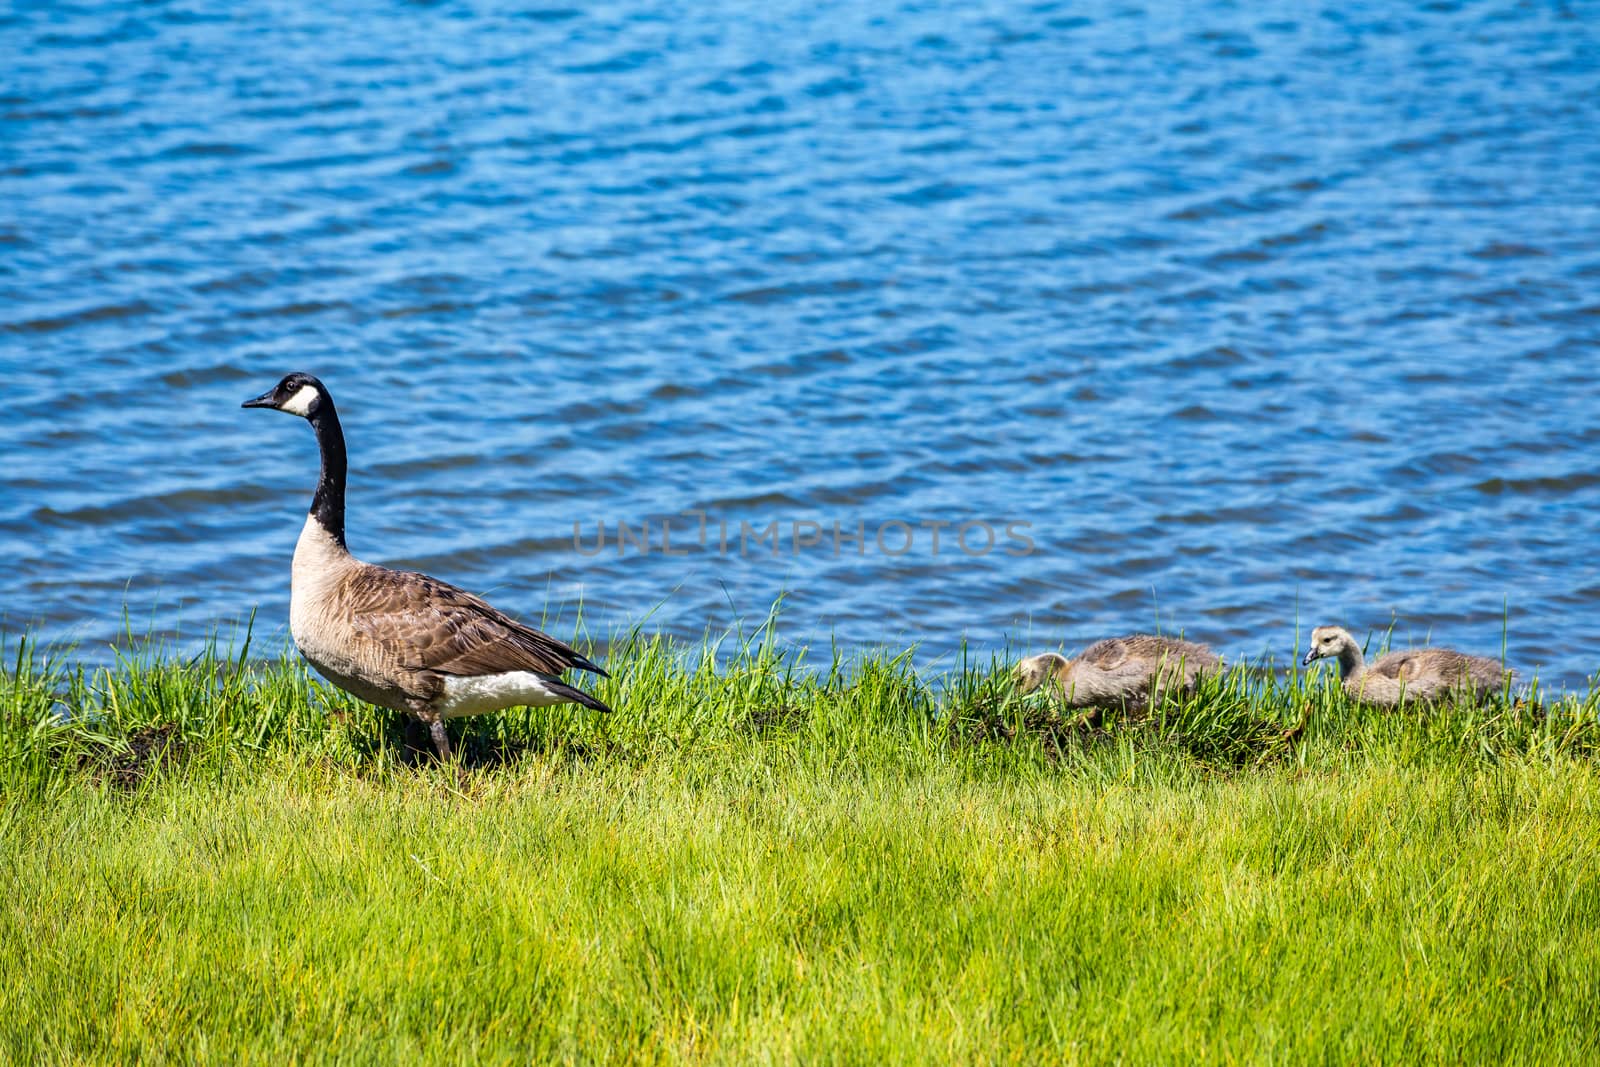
[280,384,319,416]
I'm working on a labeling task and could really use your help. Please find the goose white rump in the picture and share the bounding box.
[437,672,573,718]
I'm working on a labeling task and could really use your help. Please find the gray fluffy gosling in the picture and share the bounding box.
[244,372,611,760]
[1015,634,1222,710]
[1302,625,1511,707]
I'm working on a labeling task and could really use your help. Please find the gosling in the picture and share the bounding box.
[1301,625,1511,707]
[1015,634,1222,710]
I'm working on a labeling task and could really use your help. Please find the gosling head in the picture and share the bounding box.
[1302,626,1357,667]
[243,372,329,419]
[1014,652,1070,694]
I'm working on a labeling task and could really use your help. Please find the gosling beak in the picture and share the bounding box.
[242,389,277,410]
[1301,649,1318,667]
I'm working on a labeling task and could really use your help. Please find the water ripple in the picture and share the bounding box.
[2,0,1599,684]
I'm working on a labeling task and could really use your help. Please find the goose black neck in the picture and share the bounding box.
[307,399,347,547]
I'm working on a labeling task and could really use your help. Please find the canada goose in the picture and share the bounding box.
[1301,625,1510,707]
[243,372,611,760]
[1014,634,1222,710]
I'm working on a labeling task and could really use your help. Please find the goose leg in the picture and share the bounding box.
[429,718,452,762]
[402,717,432,761]
[406,700,452,762]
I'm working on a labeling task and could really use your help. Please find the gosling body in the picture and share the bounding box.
[1302,625,1509,707]
[1016,634,1222,709]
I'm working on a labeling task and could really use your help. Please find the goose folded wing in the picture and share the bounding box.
[1080,638,1131,670]
[1369,651,1456,701]
[1369,652,1419,680]
[347,569,605,679]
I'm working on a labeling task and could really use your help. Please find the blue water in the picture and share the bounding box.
[4,1,1600,684]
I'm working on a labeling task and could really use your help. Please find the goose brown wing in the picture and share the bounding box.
[1367,651,1419,680]
[1124,634,1218,665]
[346,566,607,679]
[1372,649,1473,683]
[1078,638,1132,670]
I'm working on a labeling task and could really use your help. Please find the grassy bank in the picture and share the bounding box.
[3,626,1599,1063]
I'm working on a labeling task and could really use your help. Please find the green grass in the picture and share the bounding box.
[3,622,1599,1064]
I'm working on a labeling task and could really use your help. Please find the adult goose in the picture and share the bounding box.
[1302,625,1510,707]
[1014,634,1222,710]
[244,372,611,760]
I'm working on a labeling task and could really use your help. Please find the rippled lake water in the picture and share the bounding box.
[4,0,1599,684]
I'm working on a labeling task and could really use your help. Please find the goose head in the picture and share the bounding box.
[1014,652,1069,694]
[1303,625,1356,667]
[243,372,329,419]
